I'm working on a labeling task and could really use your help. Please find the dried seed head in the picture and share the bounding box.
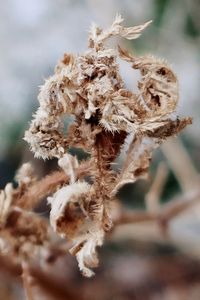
[22,15,192,277]
[24,15,154,159]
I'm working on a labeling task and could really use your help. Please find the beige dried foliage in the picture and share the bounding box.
[0,163,49,261]
[0,15,192,278]
[48,179,104,277]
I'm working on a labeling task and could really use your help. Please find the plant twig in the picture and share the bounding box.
[162,138,199,192]
[115,210,156,225]
[17,160,92,210]
[159,189,200,224]
[115,189,200,228]
[145,162,168,213]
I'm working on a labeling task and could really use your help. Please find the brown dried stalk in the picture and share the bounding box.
[115,189,200,230]
[17,160,92,210]
[162,138,199,192]
[145,162,168,213]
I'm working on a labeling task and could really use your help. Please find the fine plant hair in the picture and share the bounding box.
[0,14,192,284]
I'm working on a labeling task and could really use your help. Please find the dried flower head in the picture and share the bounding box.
[23,15,192,276]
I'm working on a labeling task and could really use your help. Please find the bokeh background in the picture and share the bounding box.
[0,0,200,299]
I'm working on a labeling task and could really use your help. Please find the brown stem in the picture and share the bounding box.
[162,138,199,192]
[159,189,200,223]
[115,189,200,228]
[145,162,168,213]
[115,210,156,225]
[17,160,91,210]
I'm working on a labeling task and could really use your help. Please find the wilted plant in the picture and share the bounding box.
[0,15,192,280]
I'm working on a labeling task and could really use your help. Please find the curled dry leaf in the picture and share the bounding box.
[48,181,104,277]
[112,135,159,194]
[58,153,79,184]
[21,15,192,276]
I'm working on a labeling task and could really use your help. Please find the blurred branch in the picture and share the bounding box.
[115,189,200,239]
[115,210,155,225]
[22,261,34,300]
[30,265,85,300]
[159,189,200,222]
[145,162,168,213]
[0,254,85,300]
[162,138,199,192]
[0,253,21,278]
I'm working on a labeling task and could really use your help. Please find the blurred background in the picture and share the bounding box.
[0,0,200,299]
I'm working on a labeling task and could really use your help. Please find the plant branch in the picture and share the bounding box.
[17,160,92,210]
[115,189,200,228]
[145,162,168,213]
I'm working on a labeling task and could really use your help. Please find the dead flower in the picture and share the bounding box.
[22,15,192,276]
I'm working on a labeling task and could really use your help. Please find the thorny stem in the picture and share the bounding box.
[91,130,127,197]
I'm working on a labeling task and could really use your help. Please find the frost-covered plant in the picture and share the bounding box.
[0,15,191,278]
